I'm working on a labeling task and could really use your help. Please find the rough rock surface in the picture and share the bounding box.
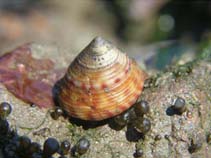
[0,44,211,158]
[137,58,211,158]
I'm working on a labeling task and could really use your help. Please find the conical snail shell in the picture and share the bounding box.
[57,37,146,121]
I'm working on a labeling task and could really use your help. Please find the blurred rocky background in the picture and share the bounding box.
[0,0,210,70]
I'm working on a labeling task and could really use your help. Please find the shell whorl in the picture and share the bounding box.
[58,37,146,121]
[77,36,120,69]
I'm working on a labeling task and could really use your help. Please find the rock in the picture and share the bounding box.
[0,43,211,158]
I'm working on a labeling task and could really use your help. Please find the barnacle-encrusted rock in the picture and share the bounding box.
[0,43,211,158]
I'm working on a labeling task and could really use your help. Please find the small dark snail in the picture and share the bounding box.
[57,37,146,121]
[134,100,149,116]
[134,118,151,134]
[112,107,137,129]
[18,136,31,150]
[0,102,12,119]
[43,137,60,157]
[113,111,131,126]
[50,107,64,120]
[173,97,186,114]
[60,140,71,155]
[74,137,90,155]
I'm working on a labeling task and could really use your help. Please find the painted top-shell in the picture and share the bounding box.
[57,37,146,121]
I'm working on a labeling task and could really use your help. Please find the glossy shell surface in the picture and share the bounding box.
[57,37,146,120]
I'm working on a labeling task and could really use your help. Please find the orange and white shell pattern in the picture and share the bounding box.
[57,37,146,121]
